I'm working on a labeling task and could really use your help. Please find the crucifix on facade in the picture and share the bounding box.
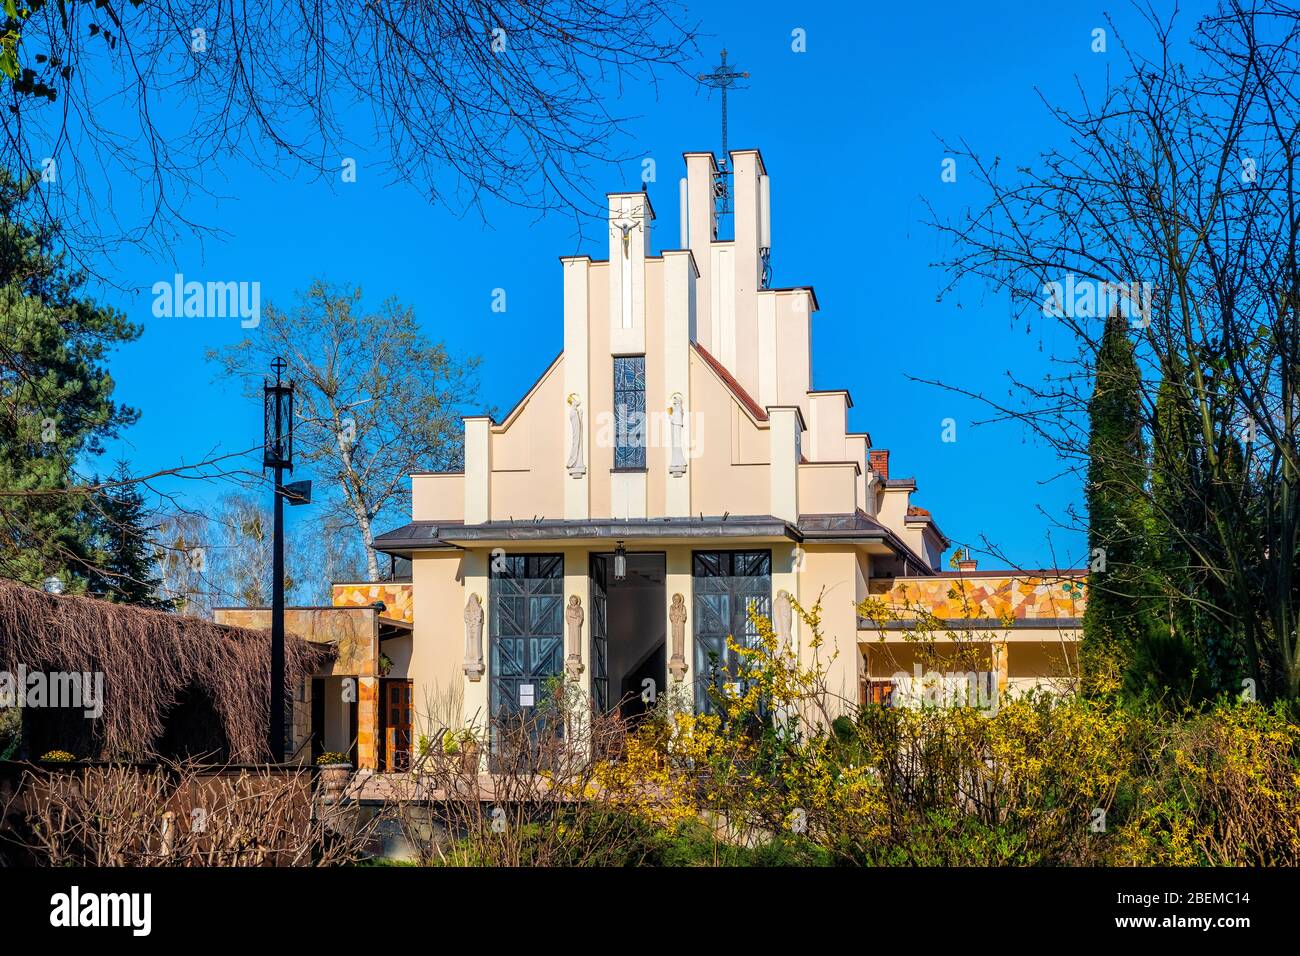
[612,198,641,258]
[612,196,641,330]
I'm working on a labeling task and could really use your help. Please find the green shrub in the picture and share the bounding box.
[0,706,19,760]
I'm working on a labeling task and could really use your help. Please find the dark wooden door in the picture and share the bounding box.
[381,678,413,771]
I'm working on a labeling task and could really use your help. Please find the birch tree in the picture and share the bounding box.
[208,281,479,582]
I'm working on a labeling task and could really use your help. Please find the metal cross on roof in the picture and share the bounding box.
[697,49,749,221]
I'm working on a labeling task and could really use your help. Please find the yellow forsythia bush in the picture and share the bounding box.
[590,602,1300,866]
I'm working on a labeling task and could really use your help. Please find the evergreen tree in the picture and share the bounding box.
[1130,357,1210,702]
[1131,350,1247,703]
[85,462,173,609]
[0,173,140,589]
[1082,310,1151,693]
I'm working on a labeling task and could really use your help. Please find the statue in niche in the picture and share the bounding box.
[668,592,688,681]
[463,593,485,681]
[565,595,585,680]
[566,393,586,478]
[668,392,687,477]
[775,589,793,655]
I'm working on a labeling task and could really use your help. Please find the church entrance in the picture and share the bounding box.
[590,552,666,720]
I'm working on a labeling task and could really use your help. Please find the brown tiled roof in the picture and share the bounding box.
[691,342,768,421]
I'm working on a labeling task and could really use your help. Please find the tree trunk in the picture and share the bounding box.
[335,423,382,583]
[352,503,380,583]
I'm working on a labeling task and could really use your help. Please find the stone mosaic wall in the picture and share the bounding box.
[865,573,1087,621]
[331,582,414,623]
[356,677,379,770]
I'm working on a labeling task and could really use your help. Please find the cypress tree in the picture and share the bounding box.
[1082,310,1151,693]
[1130,358,1215,703]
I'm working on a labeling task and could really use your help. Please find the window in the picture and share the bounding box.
[613,355,646,469]
[489,554,565,762]
[691,550,772,714]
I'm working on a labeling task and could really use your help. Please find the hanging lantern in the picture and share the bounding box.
[613,541,627,582]
[263,357,294,472]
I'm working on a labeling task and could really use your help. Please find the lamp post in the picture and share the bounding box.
[263,358,294,763]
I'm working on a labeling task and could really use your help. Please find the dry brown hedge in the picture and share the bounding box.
[0,577,333,761]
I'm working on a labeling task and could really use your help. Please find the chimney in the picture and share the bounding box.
[957,557,978,572]
[869,449,890,481]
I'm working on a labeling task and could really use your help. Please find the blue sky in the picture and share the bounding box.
[84,1,1210,569]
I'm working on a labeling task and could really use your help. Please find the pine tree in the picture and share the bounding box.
[1082,310,1151,693]
[85,462,173,609]
[0,173,140,588]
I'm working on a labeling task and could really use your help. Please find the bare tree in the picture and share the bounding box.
[208,280,480,582]
[154,508,213,616]
[0,0,699,273]
[924,1,1300,699]
[153,491,312,614]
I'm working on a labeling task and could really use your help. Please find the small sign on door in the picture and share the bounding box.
[519,684,535,707]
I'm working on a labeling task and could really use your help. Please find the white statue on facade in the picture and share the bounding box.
[668,392,687,477]
[669,592,688,681]
[463,593,485,681]
[565,595,585,680]
[566,393,586,478]
[774,589,793,656]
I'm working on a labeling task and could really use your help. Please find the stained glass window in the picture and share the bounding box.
[613,355,646,469]
[489,554,564,763]
[692,550,772,714]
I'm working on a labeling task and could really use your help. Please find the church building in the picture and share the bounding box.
[219,149,1086,770]
[348,147,1088,764]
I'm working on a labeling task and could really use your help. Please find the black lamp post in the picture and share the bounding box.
[263,358,294,763]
